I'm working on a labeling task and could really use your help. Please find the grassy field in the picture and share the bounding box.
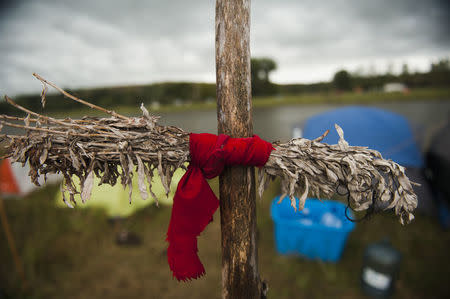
[1,177,449,299]
[254,88,450,107]
[45,87,450,118]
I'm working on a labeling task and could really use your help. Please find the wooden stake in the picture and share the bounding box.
[215,1,263,298]
[0,196,28,290]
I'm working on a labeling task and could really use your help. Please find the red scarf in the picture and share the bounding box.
[166,133,273,281]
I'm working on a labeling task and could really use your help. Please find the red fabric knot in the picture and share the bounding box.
[166,133,274,281]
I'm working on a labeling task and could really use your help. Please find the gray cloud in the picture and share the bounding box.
[0,0,448,95]
[252,0,449,82]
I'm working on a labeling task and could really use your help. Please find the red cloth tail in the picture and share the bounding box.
[166,133,273,281]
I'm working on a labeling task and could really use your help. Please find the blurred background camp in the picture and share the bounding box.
[1,0,450,298]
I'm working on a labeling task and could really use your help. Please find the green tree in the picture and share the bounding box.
[251,58,276,81]
[430,58,450,72]
[251,57,277,95]
[401,63,409,76]
[333,69,353,91]
[428,57,450,86]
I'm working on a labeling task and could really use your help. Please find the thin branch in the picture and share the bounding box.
[32,73,130,121]
[0,120,68,135]
[3,96,112,135]
[0,114,39,123]
[0,120,117,138]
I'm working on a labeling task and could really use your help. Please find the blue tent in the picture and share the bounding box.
[303,106,424,168]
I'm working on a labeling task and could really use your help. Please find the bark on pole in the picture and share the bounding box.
[215,1,262,298]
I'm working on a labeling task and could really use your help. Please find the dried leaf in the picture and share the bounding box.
[258,169,266,199]
[24,114,30,127]
[158,151,170,195]
[40,83,48,108]
[39,148,48,164]
[127,155,134,204]
[140,103,150,119]
[136,155,149,200]
[81,171,94,203]
[60,184,74,208]
[144,163,159,206]
[69,148,81,171]
[335,124,349,151]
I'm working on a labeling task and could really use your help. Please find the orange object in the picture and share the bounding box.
[0,159,20,195]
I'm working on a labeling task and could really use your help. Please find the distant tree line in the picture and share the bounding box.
[332,58,450,91]
[0,82,216,115]
[252,57,450,95]
[1,58,448,114]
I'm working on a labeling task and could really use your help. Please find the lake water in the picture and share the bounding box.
[157,100,450,151]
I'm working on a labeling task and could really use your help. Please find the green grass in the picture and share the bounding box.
[1,179,449,298]
[254,88,450,108]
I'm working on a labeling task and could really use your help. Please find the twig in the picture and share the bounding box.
[0,120,117,138]
[0,114,39,123]
[32,73,130,121]
[3,96,114,135]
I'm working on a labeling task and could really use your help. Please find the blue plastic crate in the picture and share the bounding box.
[270,196,355,262]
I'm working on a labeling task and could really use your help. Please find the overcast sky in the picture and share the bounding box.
[1,0,449,96]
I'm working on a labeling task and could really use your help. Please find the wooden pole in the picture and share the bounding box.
[0,196,28,290]
[215,1,263,298]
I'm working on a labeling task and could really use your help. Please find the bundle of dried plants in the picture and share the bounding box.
[0,74,417,224]
[260,125,418,224]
